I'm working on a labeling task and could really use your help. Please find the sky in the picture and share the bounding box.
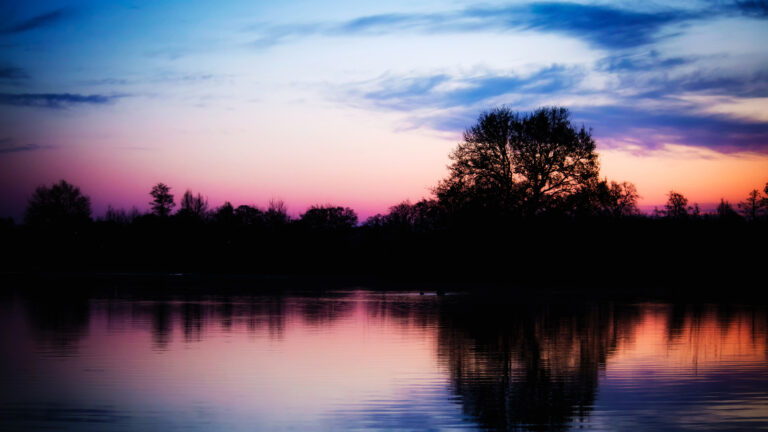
[1,0,767,219]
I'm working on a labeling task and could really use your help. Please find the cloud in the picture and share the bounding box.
[0,139,55,154]
[0,93,122,108]
[344,62,768,153]
[640,71,768,99]
[0,64,28,80]
[578,105,768,153]
[356,65,584,111]
[607,67,768,100]
[251,3,698,50]
[731,0,768,17]
[0,8,70,35]
[474,3,694,50]
[84,72,218,87]
[596,51,694,72]
[409,102,768,153]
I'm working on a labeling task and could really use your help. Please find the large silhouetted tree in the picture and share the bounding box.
[436,106,599,216]
[150,183,175,217]
[24,180,91,226]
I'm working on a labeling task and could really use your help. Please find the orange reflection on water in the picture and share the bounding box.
[608,304,767,375]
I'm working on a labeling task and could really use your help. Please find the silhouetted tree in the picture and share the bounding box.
[178,190,208,219]
[664,191,689,219]
[235,205,264,225]
[265,199,290,227]
[437,106,599,216]
[691,202,701,219]
[371,199,446,231]
[716,199,741,221]
[213,201,235,225]
[566,179,639,217]
[387,201,417,228]
[738,189,763,221]
[763,182,768,211]
[300,205,358,230]
[606,181,640,217]
[24,180,91,226]
[363,213,387,228]
[149,183,175,217]
[105,205,130,224]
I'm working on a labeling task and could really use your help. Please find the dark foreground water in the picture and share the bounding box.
[1,287,767,431]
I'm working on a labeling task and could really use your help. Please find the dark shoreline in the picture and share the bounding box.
[2,270,766,304]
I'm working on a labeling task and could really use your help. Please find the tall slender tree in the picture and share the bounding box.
[738,189,762,221]
[178,190,208,219]
[149,183,175,217]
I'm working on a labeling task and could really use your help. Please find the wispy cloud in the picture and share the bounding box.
[731,0,768,17]
[0,139,55,154]
[0,8,70,35]
[596,51,695,73]
[251,3,700,50]
[579,104,768,153]
[0,93,123,108]
[483,3,693,50]
[84,72,220,87]
[342,61,768,153]
[354,65,584,111]
[407,103,768,153]
[0,64,28,80]
[639,71,768,99]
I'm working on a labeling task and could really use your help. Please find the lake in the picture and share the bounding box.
[1,285,767,431]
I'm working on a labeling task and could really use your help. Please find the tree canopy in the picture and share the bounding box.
[24,180,91,226]
[178,190,209,219]
[436,106,600,216]
[300,205,357,230]
[150,183,175,217]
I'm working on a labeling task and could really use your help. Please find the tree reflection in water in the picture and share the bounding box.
[435,299,641,431]
[11,289,768,431]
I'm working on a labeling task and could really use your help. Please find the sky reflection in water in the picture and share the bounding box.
[1,291,767,431]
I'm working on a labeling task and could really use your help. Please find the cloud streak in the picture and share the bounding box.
[357,65,585,111]
[578,105,768,153]
[0,93,122,109]
[0,8,70,35]
[344,62,768,153]
[731,0,768,17]
[482,3,692,50]
[0,139,55,154]
[0,64,28,80]
[251,3,700,50]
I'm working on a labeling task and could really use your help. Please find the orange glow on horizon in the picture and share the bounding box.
[599,144,768,210]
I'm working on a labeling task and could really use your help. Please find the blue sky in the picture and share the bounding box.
[1,0,767,218]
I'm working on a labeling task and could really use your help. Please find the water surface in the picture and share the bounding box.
[1,288,767,431]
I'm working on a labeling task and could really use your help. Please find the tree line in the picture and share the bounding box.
[3,106,767,289]
[16,106,768,229]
